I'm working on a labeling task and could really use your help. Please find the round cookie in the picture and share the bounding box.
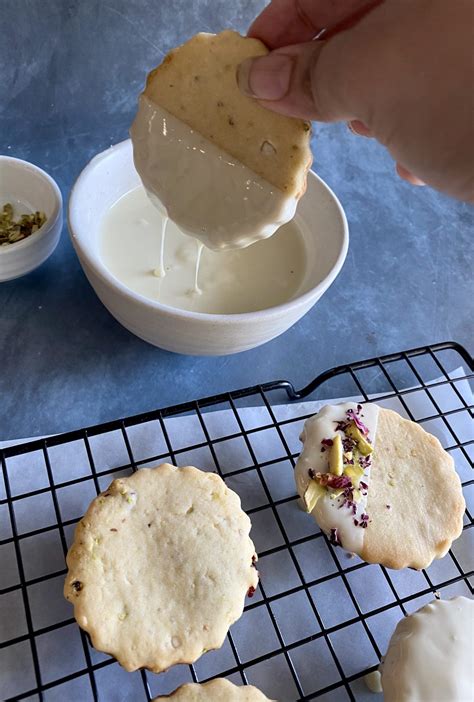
[382,597,474,701]
[295,402,465,569]
[143,30,312,198]
[131,30,313,250]
[153,678,274,701]
[64,464,258,672]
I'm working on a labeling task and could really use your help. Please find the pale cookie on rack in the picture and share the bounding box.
[294,402,465,569]
[131,30,313,249]
[153,678,275,701]
[64,464,258,673]
[382,597,474,701]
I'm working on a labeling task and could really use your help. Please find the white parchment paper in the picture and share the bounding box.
[0,371,472,701]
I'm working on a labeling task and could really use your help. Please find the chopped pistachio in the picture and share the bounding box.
[118,608,128,621]
[120,489,137,505]
[260,140,276,156]
[0,203,47,245]
[303,481,326,512]
[345,422,373,456]
[343,463,365,488]
[329,434,344,476]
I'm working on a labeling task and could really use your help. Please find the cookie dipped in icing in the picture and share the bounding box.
[294,402,465,569]
[130,30,312,251]
[382,597,474,701]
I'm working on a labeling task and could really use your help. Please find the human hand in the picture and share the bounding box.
[239,0,474,201]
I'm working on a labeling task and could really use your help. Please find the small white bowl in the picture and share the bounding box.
[68,140,348,356]
[0,156,63,282]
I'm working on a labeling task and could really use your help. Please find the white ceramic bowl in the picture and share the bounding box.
[68,139,348,355]
[0,156,63,282]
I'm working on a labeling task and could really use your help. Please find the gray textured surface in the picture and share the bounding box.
[0,0,472,440]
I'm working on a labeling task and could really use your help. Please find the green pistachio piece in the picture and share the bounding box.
[343,463,365,488]
[303,481,326,512]
[329,434,344,476]
[346,422,373,455]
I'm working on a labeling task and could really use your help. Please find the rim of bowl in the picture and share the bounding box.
[68,139,349,323]
[0,155,63,255]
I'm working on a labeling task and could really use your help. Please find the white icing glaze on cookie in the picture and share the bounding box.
[294,402,380,554]
[382,597,474,701]
[131,96,298,251]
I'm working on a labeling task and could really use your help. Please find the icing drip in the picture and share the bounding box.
[153,214,168,278]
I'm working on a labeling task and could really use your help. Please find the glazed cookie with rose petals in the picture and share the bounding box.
[294,402,465,569]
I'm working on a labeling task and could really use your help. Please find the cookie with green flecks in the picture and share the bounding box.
[64,464,258,672]
[153,678,275,701]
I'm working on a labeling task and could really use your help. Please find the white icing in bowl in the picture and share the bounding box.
[68,139,348,355]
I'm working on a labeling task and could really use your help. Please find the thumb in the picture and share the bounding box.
[238,40,360,123]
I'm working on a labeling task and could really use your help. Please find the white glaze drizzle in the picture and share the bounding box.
[153,214,168,278]
[100,187,306,314]
[382,597,474,702]
[130,96,298,251]
[294,402,380,554]
[192,241,203,296]
[364,670,383,694]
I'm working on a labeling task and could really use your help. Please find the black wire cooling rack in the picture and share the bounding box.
[1,341,473,702]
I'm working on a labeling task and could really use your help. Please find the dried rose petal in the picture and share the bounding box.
[314,472,352,489]
[346,408,370,436]
[342,437,356,452]
[335,420,350,432]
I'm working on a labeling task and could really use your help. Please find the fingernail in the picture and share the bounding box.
[238,54,294,101]
[347,120,372,137]
[396,163,426,186]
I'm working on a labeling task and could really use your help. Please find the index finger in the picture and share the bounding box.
[248,0,381,49]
